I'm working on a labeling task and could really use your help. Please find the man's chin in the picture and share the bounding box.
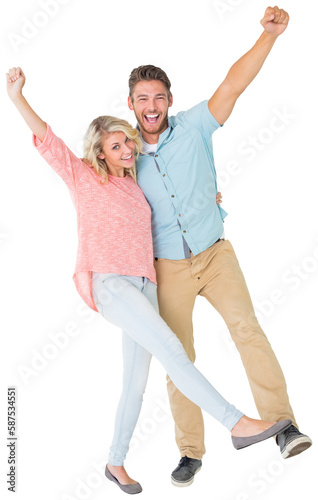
[140,120,166,136]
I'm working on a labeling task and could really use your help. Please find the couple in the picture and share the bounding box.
[7,5,311,495]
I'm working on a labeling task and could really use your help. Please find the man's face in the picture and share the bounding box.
[128,80,173,138]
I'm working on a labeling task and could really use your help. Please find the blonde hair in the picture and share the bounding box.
[83,116,142,183]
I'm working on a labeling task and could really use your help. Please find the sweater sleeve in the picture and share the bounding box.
[33,124,81,191]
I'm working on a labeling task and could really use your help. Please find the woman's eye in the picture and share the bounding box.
[113,145,119,150]
[125,137,130,143]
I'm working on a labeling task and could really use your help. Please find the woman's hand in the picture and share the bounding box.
[6,66,47,142]
[6,67,26,102]
[216,192,222,205]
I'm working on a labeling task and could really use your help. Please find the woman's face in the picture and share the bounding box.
[99,131,136,177]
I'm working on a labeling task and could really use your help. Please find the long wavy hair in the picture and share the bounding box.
[83,116,142,183]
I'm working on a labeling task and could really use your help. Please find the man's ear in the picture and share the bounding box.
[169,93,173,108]
[128,96,134,110]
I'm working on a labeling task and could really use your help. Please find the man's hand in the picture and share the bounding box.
[208,6,289,126]
[261,6,289,37]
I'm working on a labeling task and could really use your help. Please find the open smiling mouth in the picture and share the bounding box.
[144,114,160,125]
[121,154,133,161]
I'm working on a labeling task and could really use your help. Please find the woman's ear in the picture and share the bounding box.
[97,154,105,159]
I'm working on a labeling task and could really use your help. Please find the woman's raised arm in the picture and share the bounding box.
[6,67,47,142]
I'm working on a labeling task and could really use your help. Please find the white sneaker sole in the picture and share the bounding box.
[282,436,312,459]
[171,466,202,487]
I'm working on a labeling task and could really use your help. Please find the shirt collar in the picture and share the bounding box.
[137,117,175,154]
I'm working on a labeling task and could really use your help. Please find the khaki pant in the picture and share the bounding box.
[154,239,296,460]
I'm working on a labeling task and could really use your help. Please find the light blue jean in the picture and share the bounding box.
[92,273,244,466]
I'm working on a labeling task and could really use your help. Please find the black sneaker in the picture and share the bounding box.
[171,456,202,487]
[276,424,312,458]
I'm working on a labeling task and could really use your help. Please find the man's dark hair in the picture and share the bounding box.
[128,65,171,101]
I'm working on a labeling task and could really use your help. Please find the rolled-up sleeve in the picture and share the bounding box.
[177,100,221,138]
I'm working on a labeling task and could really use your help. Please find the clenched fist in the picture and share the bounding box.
[261,6,289,36]
[6,67,26,101]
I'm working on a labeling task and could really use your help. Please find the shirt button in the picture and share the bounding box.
[183,230,186,233]
[163,174,166,177]
[155,154,158,158]
[171,195,175,198]
[179,214,181,217]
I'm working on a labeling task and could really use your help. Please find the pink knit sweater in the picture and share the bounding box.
[33,125,156,311]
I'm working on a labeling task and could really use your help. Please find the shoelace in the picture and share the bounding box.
[282,424,299,437]
[179,456,192,467]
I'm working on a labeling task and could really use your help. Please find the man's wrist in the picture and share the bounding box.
[259,30,279,51]
[262,30,279,42]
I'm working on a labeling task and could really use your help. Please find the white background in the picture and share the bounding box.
[1,1,317,499]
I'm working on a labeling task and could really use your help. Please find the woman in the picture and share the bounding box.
[6,67,291,495]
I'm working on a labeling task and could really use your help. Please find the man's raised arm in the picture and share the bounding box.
[208,6,289,125]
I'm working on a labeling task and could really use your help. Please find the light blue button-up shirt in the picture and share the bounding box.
[136,100,227,260]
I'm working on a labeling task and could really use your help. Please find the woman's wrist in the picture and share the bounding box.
[10,91,24,104]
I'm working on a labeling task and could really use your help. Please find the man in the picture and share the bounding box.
[127,6,312,487]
